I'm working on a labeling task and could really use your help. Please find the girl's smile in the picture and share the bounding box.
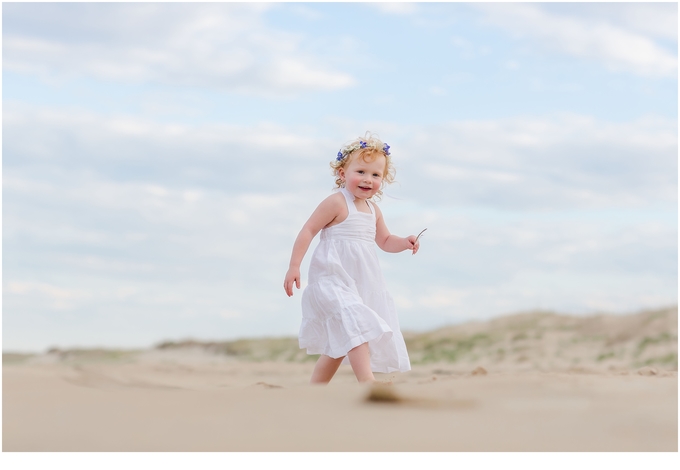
[338,154,386,201]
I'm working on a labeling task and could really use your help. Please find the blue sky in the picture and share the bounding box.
[2,2,677,352]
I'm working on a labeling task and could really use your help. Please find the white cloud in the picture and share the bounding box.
[2,105,677,349]
[544,3,678,42]
[477,3,678,78]
[4,103,676,211]
[381,208,677,324]
[504,60,520,71]
[451,35,491,60]
[2,3,356,95]
[418,289,467,309]
[390,113,678,210]
[2,101,326,165]
[220,310,243,319]
[424,164,521,183]
[370,2,419,16]
[614,3,677,41]
[429,86,447,96]
[6,282,87,310]
[287,4,324,21]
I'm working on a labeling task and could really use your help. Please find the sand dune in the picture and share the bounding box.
[404,306,678,371]
[3,307,677,451]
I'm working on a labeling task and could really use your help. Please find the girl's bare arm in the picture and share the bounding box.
[373,203,420,254]
[284,193,344,297]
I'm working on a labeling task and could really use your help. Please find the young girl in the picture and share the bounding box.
[283,133,419,384]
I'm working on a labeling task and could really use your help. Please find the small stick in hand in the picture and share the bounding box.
[412,228,427,255]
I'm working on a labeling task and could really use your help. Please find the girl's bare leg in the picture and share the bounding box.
[310,355,344,384]
[347,342,375,383]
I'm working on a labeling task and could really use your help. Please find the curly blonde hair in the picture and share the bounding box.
[330,132,396,201]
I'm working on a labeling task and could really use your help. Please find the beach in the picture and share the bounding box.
[3,308,677,451]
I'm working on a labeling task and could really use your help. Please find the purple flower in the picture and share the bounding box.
[360,141,367,148]
[337,151,343,161]
[383,143,390,155]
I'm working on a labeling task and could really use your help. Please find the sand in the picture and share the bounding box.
[4,308,677,451]
[3,356,677,451]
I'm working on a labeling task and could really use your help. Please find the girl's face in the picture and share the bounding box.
[338,153,386,200]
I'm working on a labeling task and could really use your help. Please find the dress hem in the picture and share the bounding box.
[299,326,391,360]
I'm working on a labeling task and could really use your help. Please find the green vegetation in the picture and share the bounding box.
[596,352,616,362]
[512,332,528,342]
[51,348,138,363]
[157,337,304,362]
[638,353,678,369]
[7,307,676,369]
[406,333,495,364]
[2,353,35,365]
[571,335,607,344]
[636,332,676,356]
[642,308,674,326]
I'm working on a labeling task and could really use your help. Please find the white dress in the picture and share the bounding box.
[299,187,411,373]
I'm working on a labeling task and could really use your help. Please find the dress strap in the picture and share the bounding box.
[339,187,357,214]
[367,200,376,215]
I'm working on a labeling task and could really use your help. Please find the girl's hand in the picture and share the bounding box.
[284,267,301,297]
[406,235,420,255]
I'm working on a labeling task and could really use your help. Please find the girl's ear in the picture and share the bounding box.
[338,167,346,181]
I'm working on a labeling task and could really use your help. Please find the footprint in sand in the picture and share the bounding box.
[254,382,284,389]
[637,366,658,376]
[62,366,181,390]
[417,375,438,384]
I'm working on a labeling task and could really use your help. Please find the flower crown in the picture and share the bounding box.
[336,140,391,162]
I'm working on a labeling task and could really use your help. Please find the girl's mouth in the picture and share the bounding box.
[359,186,371,191]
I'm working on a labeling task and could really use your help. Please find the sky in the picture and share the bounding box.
[2,2,678,352]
